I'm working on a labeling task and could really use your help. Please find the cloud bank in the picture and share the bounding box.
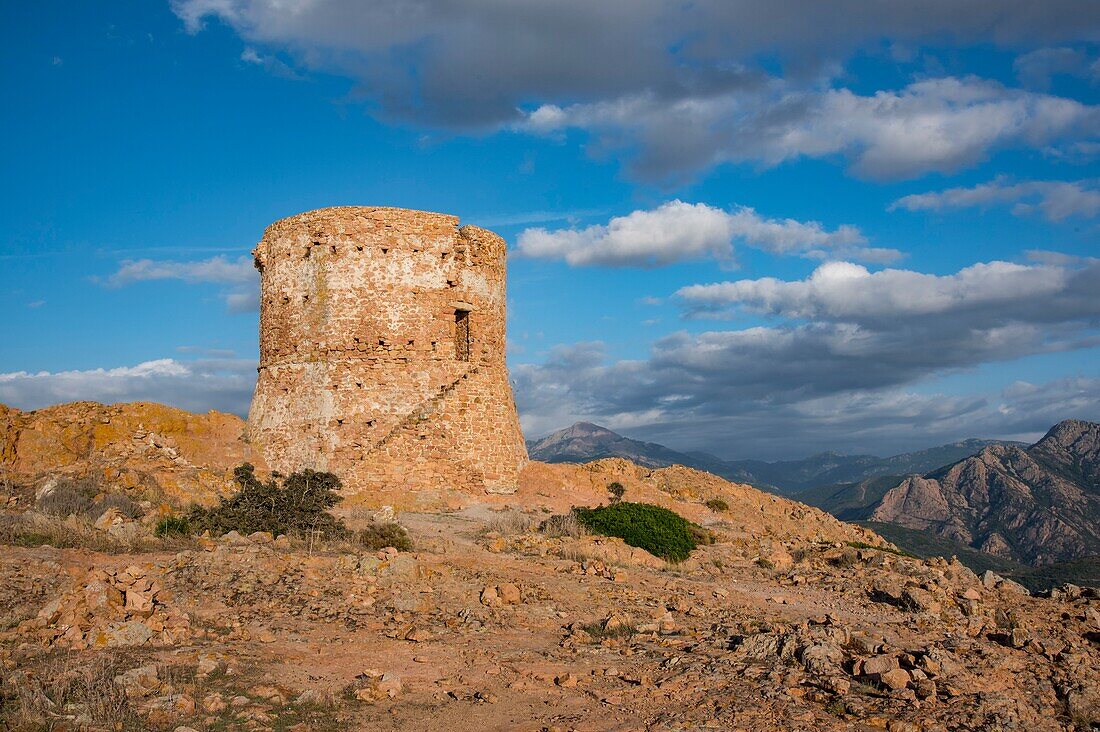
[512,256,1100,457]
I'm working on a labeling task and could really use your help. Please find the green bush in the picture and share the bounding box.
[573,502,704,562]
[704,497,729,513]
[356,521,413,552]
[154,516,191,538]
[188,464,349,539]
[607,482,626,504]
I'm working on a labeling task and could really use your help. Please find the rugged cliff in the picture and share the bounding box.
[870,420,1100,565]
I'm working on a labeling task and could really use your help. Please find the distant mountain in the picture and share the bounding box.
[527,422,1019,494]
[526,422,729,474]
[798,475,907,521]
[726,439,1024,493]
[868,420,1100,566]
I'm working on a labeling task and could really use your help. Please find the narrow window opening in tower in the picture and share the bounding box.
[454,309,471,362]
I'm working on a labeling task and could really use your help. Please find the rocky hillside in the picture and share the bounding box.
[0,401,262,506]
[529,421,1019,494]
[870,420,1100,566]
[2,401,1098,730]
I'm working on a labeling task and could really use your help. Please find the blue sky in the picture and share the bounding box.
[2,1,1099,459]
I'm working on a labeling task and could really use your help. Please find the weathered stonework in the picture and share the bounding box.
[248,206,528,498]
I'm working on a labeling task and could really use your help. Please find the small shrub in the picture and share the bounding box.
[538,512,585,538]
[845,541,917,559]
[356,521,413,552]
[93,493,143,520]
[580,621,637,640]
[485,510,534,535]
[607,482,626,504]
[829,548,859,568]
[188,464,349,539]
[155,516,191,538]
[704,497,729,513]
[35,477,99,516]
[0,655,140,731]
[0,513,122,552]
[573,502,703,562]
[687,524,716,546]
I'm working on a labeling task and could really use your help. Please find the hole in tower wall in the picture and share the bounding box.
[454,310,471,362]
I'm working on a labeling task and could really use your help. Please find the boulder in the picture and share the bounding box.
[497,583,522,605]
[94,508,127,531]
[99,620,155,647]
[862,655,899,676]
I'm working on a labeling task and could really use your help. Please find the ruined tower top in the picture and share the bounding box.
[248,206,528,502]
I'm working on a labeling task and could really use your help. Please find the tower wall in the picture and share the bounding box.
[248,206,528,499]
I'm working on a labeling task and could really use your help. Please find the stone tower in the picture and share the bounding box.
[248,206,528,498]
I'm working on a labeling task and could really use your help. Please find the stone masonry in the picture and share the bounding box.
[248,206,528,497]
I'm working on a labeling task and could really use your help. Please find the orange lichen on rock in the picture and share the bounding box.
[0,401,261,504]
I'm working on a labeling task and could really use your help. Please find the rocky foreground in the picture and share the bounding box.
[1,402,1098,731]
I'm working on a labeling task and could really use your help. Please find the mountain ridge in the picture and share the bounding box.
[527,421,1021,493]
[868,419,1100,565]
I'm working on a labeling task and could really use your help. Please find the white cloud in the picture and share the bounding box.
[891,177,1100,220]
[0,358,257,417]
[104,255,255,287]
[516,200,898,267]
[519,77,1100,180]
[102,255,259,313]
[676,259,1095,322]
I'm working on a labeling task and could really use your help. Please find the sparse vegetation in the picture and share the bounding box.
[94,492,143,519]
[845,540,917,559]
[485,510,534,535]
[35,477,145,523]
[573,502,705,562]
[356,521,413,552]
[704,497,729,513]
[187,464,349,539]
[607,481,626,504]
[579,621,637,640]
[0,513,122,552]
[0,654,142,731]
[154,515,191,538]
[538,512,585,538]
[829,548,860,568]
[35,477,98,517]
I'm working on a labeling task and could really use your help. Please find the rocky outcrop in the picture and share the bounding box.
[870,420,1100,565]
[0,401,262,505]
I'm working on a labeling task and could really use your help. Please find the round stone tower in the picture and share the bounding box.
[248,206,528,499]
